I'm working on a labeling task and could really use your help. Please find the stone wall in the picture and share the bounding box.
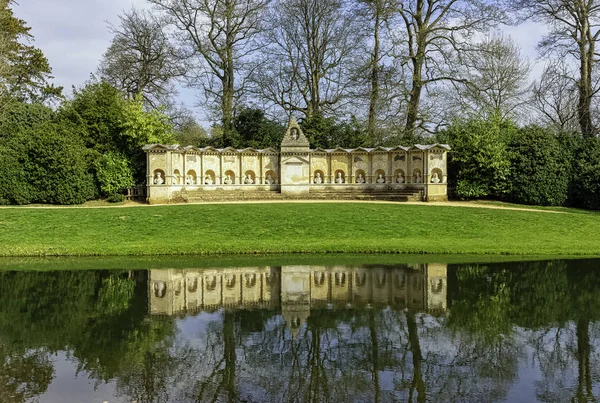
[148,264,448,321]
[144,119,450,203]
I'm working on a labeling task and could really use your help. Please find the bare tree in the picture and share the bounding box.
[532,60,579,132]
[99,8,185,110]
[448,33,531,122]
[251,0,360,120]
[353,0,397,138]
[395,0,504,142]
[148,0,269,145]
[509,0,600,137]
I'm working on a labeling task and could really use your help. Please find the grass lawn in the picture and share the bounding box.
[0,202,598,257]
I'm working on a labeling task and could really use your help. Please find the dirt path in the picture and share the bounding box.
[0,199,574,214]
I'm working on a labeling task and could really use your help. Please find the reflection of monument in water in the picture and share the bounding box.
[149,264,447,331]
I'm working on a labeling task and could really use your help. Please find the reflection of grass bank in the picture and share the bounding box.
[1,203,599,257]
[2,254,593,271]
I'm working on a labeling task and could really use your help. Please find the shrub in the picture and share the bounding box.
[442,118,514,199]
[95,152,134,197]
[507,126,570,206]
[0,145,33,205]
[0,103,96,205]
[23,122,96,205]
[571,137,600,210]
[107,193,126,203]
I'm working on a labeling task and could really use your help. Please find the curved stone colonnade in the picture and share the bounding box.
[148,264,448,326]
[144,120,450,203]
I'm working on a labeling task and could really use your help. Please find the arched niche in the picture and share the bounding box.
[354,272,367,287]
[394,273,406,290]
[224,170,235,184]
[173,169,182,185]
[153,281,167,298]
[244,170,256,184]
[334,272,346,287]
[186,169,197,185]
[244,273,256,288]
[430,278,444,294]
[264,170,277,184]
[412,169,422,184]
[187,277,198,293]
[205,275,217,291]
[314,272,326,286]
[225,274,237,289]
[430,167,443,184]
[334,169,346,184]
[355,169,366,184]
[173,280,182,296]
[152,169,166,185]
[313,169,325,184]
[204,170,215,185]
[394,169,406,184]
[375,169,386,184]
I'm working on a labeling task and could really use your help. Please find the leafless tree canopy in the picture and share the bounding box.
[148,0,269,140]
[249,0,360,120]
[90,0,600,138]
[395,0,505,140]
[447,33,531,122]
[509,0,600,136]
[99,8,185,110]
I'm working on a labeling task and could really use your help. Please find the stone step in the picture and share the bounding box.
[172,190,422,203]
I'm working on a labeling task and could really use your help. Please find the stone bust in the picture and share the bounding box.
[396,172,405,184]
[335,172,344,184]
[414,171,422,183]
[153,172,164,185]
[185,175,194,185]
[204,175,213,185]
[290,127,299,140]
[314,172,322,184]
[431,172,441,183]
[244,174,254,184]
[376,174,385,184]
[355,173,365,184]
[265,174,275,184]
[224,174,233,184]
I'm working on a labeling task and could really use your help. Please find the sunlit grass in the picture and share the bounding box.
[0,203,599,257]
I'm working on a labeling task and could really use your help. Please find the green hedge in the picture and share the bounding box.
[572,137,600,210]
[440,118,600,210]
[0,103,95,205]
[507,126,570,206]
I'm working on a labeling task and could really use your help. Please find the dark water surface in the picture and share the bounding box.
[2,258,600,402]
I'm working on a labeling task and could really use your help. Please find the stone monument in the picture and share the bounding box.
[279,117,310,195]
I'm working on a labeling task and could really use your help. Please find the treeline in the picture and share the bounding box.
[0,83,174,204]
[438,119,600,210]
[3,0,600,206]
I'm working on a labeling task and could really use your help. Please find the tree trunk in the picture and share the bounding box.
[405,63,423,144]
[368,7,381,139]
[369,311,380,403]
[223,311,237,403]
[406,311,426,403]
[578,24,595,137]
[576,319,593,401]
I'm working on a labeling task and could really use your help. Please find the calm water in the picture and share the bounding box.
[2,259,600,402]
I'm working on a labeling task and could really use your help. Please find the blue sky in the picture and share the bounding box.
[15,0,548,124]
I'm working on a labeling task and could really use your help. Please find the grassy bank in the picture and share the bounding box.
[0,203,599,257]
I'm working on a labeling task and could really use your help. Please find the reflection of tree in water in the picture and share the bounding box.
[0,270,176,402]
[0,348,53,403]
[4,261,600,402]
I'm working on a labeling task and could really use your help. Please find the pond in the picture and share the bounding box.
[1,257,600,402]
